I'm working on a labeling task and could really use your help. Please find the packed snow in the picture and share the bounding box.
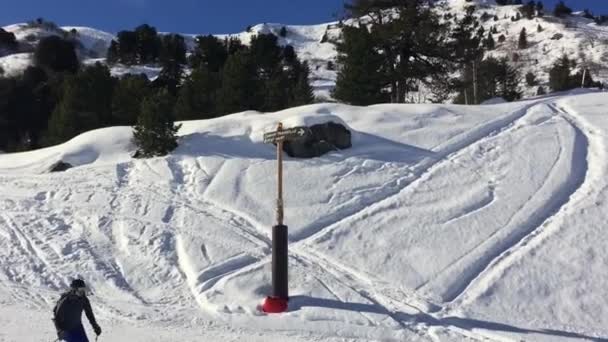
[1,90,607,341]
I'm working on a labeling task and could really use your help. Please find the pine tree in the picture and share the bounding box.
[46,63,115,145]
[134,24,161,64]
[174,66,220,120]
[263,68,290,112]
[518,28,528,49]
[485,31,496,50]
[537,24,543,32]
[279,26,288,37]
[107,40,119,64]
[344,0,450,103]
[525,71,537,86]
[250,33,282,81]
[34,36,79,73]
[115,30,137,64]
[0,28,18,52]
[289,61,315,107]
[520,1,536,19]
[157,34,187,95]
[133,89,181,158]
[217,50,259,114]
[549,54,575,91]
[332,25,387,105]
[112,74,151,125]
[553,1,572,18]
[451,6,484,104]
[189,35,228,72]
[537,86,546,95]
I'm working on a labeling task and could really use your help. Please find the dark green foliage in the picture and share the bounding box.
[485,32,495,50]
[114,30,138,64]
[451,6,484,104]
[519,1,536,19]
[263,68,290,111]
[217,51,259,114]
[0,28,18,54]
[109,25,161,65]
[106,40,119,64]
[135,24,161,64]
[225,37,247,56]
[537,24,543,32]
[34,36,79,73]
[279,26,288,37]
[174,67,220,120]
[161,34,188,65]
[250,33,282,80]
[553,1,572,18]
[45,63,115,145]
[112,74,151,125]
[190,35,228,72]
[289,62,315,107]
[456,57,520,103]
[282,45,297,64]
[549,54,576,91]
[133,89,181,158]
[537,86,546,95]
[332,26,387,105]
[525,71,538,86]
[518,28,528,49]
[157,34,187,95]
[344,0,451,103]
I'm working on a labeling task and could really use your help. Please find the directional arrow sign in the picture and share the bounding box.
[263,126,309,144]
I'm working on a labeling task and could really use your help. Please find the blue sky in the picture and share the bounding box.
[1,0,345,34]
[1,0,607,34]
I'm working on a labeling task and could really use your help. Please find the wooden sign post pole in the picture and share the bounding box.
[276,123,284,226]
[263,123,289,313]
[261,123,309,313]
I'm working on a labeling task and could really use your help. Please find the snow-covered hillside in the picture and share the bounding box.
[1,90,608,341]
[2,0,607,101]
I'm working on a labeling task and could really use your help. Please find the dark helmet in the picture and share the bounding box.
[70,279,86,289]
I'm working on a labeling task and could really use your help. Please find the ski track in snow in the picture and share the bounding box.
[0,94,601,341]
[431,110,586,304]
[441,103,599,313]
[184,97,570,341]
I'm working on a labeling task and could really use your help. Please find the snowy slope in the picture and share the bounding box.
[448,0,608,98]
[1,91,608,341]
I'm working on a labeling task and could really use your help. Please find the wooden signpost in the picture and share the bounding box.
[261,123,308,314]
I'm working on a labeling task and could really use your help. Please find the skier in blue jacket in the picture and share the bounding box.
[53,279,102,342]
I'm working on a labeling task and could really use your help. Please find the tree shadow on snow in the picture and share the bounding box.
[289,295,608,341]
[288,295,392,315]
[175,131,437,165]
[435,316,608,342]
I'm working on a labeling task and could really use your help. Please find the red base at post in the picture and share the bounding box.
[262,296,288,313]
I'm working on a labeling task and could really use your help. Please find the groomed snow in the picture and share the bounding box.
[1,91,608,341]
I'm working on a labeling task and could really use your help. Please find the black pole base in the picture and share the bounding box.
[272,224,288,300]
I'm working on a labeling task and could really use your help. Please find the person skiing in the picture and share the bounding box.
[53,279,102,342]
